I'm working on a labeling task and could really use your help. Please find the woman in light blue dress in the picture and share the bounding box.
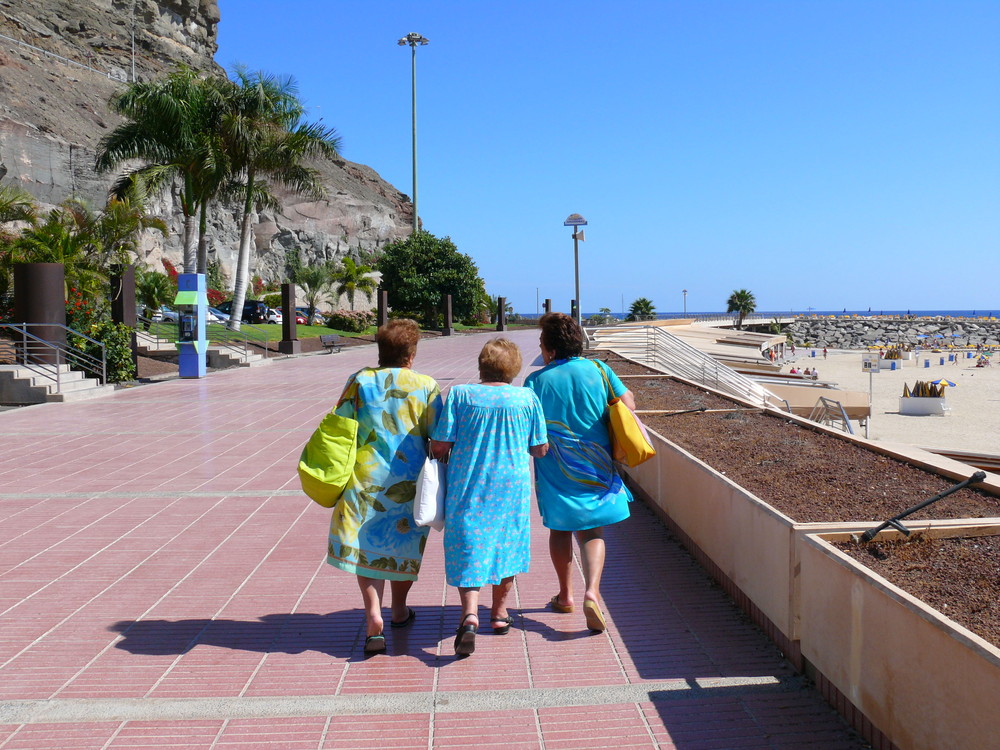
[431,338,548,656]
[524,313,634,633]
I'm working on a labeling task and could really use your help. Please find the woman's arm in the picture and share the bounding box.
[620,389,636,411]
[529,443,549,458]
[430,439,453,461]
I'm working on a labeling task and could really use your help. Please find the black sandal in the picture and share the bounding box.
[491,615,513,635]
[363,633,386,654]
[454,613,478,656]
[390,607,416,629]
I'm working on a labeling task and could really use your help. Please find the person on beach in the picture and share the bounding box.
[430,338,548,657]
[525,312,635,634]
[327,319,441,654]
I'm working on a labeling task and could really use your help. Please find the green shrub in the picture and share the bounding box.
[263,292,282,309]
[69,320,136,383]
[325,309,376,333]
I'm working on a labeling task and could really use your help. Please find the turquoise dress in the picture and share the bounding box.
[431,384,547,587]
[524,358,632,531]
[327,367,441,581]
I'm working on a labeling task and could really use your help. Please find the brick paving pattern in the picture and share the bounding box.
[0,330,868,748]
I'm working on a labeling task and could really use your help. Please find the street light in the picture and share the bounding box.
[398,32,429,234]
[564,213,588,327]
[682,289,687,315]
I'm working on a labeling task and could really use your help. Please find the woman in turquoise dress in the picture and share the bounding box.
[431,338,548,656]
[328,319,441,654]
[524,313,634,633]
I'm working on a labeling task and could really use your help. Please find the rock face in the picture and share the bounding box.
[788,318,1000,349]
[0,0,413,291]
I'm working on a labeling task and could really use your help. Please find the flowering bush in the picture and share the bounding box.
[65,287,103,331]
[161,258,179,281]
[325,309,376,333]
[69,320,136,383]
[207,288,226,306]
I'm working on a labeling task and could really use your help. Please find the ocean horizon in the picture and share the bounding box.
[521,309,998,320]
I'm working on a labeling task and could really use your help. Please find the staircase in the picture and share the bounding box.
[0,363,115,403]
[136,330,268,369]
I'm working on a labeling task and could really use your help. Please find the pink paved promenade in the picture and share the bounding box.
[0,329,867,749]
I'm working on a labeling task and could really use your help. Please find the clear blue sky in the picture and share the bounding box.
[216,1,1000,315]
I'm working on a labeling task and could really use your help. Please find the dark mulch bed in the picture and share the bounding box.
[591,351,1000,647]
[837,535,1000,646]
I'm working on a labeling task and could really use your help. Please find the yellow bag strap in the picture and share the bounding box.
[592,359,619,405]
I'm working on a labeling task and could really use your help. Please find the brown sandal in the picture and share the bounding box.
[549,595,574,613]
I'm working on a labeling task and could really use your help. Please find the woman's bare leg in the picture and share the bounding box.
[357,576,385,637]
[548,529,575,609]
[490,576,514,627]
[458,587,480,626]
[575,527,606,605]
[389,579,413,624]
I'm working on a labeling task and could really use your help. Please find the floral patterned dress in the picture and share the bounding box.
[327,367,441,581]
[431,384,547,587]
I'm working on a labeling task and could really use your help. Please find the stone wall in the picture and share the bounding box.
[0,0,413,295]
[788,318,1000,349]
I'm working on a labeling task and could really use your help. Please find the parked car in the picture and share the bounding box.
[208,307,230,323]
[266,308,283,324]
[295,307,326,325]
[292,310,308,324]
[157,305,179,322]
[216,299,268,324]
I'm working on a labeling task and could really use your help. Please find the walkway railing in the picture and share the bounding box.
[590,324,783,409]
[135,315,270,362]
[0,322,107,388]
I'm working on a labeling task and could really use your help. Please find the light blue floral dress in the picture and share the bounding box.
[432,384,547,587]
[327,367,441,581]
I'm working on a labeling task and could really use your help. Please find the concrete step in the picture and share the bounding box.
[47,384,118,402]
[0,364,113,404]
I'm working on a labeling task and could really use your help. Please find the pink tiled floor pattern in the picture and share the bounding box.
[0,331,867,748]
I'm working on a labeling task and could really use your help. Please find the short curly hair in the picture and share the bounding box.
[538,312,583,360]
[478,338,523,383]
[377,318,420,367]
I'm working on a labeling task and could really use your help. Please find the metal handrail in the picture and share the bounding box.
[0,322,107,386]
[590,324,783,409]
[134,314,269,362]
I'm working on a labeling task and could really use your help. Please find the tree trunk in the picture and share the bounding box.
[227,210,255,333]
[196,201,209,275]
[182,214,197,273]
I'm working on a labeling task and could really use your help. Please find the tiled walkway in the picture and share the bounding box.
[0,329,867,749]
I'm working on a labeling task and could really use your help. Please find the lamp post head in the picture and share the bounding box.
[398,32,429,47]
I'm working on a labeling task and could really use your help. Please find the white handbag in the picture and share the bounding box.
[413,455,445,531]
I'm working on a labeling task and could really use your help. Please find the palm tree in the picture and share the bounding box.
[97,68,228,274]
[626,297,656,321]
[222,67,341,331]
[135,266,175,325]
[11,207,107,297]
[0,184,38,297]
[331,256,377,311]
[726,289,757,329]
[292,261,334,323]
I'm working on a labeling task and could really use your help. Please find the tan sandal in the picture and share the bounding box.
[583,600,607,632]
[549,595,574,613]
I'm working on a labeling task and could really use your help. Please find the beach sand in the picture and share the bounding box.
[787,349,999,455]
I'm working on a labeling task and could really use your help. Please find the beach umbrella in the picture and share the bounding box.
[933,334,945,339]
[931,379,957,387]
[916,334,928,339]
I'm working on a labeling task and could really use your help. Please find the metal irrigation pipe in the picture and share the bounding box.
[858,471,988,542]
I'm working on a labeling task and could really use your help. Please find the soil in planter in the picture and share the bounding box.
[836,534,1000,647]
[591,352,1000,522]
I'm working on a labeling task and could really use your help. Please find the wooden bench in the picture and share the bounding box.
[319,334,343,353]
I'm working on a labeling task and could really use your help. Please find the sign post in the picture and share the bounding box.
[861,353,881,438]
[563,213,588,328]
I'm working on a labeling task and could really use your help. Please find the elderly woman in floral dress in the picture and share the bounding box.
[431,338,548,656]
[327,319,441,654]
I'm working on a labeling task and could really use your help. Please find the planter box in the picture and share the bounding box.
[799,526,1000,750]
[899,396,949,415]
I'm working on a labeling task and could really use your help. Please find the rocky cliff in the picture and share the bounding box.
[0,0,413,289]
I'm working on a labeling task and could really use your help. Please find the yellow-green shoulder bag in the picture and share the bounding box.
[594,360,656,468]
[298,410,359,507]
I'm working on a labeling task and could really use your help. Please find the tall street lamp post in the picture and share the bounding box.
[683,289,687,315]
[564,213,588,328]
[398,32,429,235]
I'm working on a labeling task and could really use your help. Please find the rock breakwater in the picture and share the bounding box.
[788,317,1000,349]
